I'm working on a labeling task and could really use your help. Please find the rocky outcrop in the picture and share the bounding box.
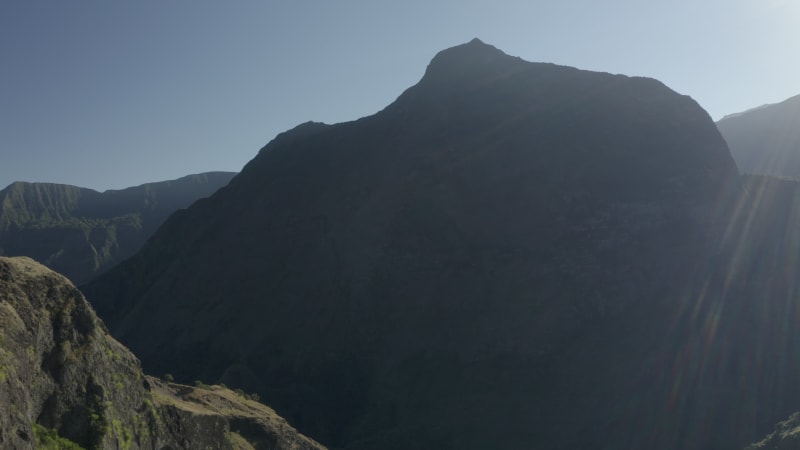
[0,256,323,449]
[149,378,324,450]
[0,172,236,285]
[746,412,800,449]
[717,93,800,176]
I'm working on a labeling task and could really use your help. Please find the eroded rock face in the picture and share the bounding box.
[149,377,324,450]
[746,412,800,450]
[0,256,324,450]
[0,256,149,448]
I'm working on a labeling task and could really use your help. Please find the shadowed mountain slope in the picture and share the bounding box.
[717,93,800,176]
[82,40,765,449]
[0,172,235,284]
[0,256,324,450]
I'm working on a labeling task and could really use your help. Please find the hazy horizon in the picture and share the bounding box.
[2,1,798,191]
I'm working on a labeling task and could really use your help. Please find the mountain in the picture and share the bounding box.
[0,172,236,284]
[81,39,766,449]
[0,256,324,449]
[717,93,800,176]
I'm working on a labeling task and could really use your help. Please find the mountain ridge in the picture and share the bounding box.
[84,40,748,449]
[0,171,236,284]
[717,92,800,176]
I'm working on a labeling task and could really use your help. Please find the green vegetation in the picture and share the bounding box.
[33,424,86,450]
[110,418,133,450]
[232,388,261,402]
[1,256,323,450]
[0,172,236,284]
[131,411,151,442]
[86,388,109,449]
[224,431,256,450]
[0,347,14,384]
[88,411,107,447]
[111,372,126,391]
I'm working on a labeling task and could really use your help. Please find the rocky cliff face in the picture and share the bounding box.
[747,412,800,450]
[0,256,324,450]
[83,39,744,449]
[717,93,800,176]
[0,172,236,284]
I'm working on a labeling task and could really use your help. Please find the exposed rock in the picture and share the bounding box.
[0,256,324,449]
[150,378,323,450]
[0,172,236,284]
[746,412,800,449]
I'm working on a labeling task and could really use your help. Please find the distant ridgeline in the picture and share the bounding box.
[0,172,235,284]
[717,93,800,176]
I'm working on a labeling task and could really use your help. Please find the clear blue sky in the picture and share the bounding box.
[2,1,798,191]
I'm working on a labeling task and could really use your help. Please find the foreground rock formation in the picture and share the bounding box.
[0,256,323,450]
[747,412,800,450]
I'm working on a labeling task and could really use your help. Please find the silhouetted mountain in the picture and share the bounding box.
[0,172,235,284]
[0,256,324,449]
[84,39,800,449]
[717,93,800,176]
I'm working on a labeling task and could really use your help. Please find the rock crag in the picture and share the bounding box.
[0,256,323,450]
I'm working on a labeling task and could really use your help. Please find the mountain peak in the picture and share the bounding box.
[428,38,509,61]
[85,39,742,449]
[467,37,487,46]
[419,38,519,84]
